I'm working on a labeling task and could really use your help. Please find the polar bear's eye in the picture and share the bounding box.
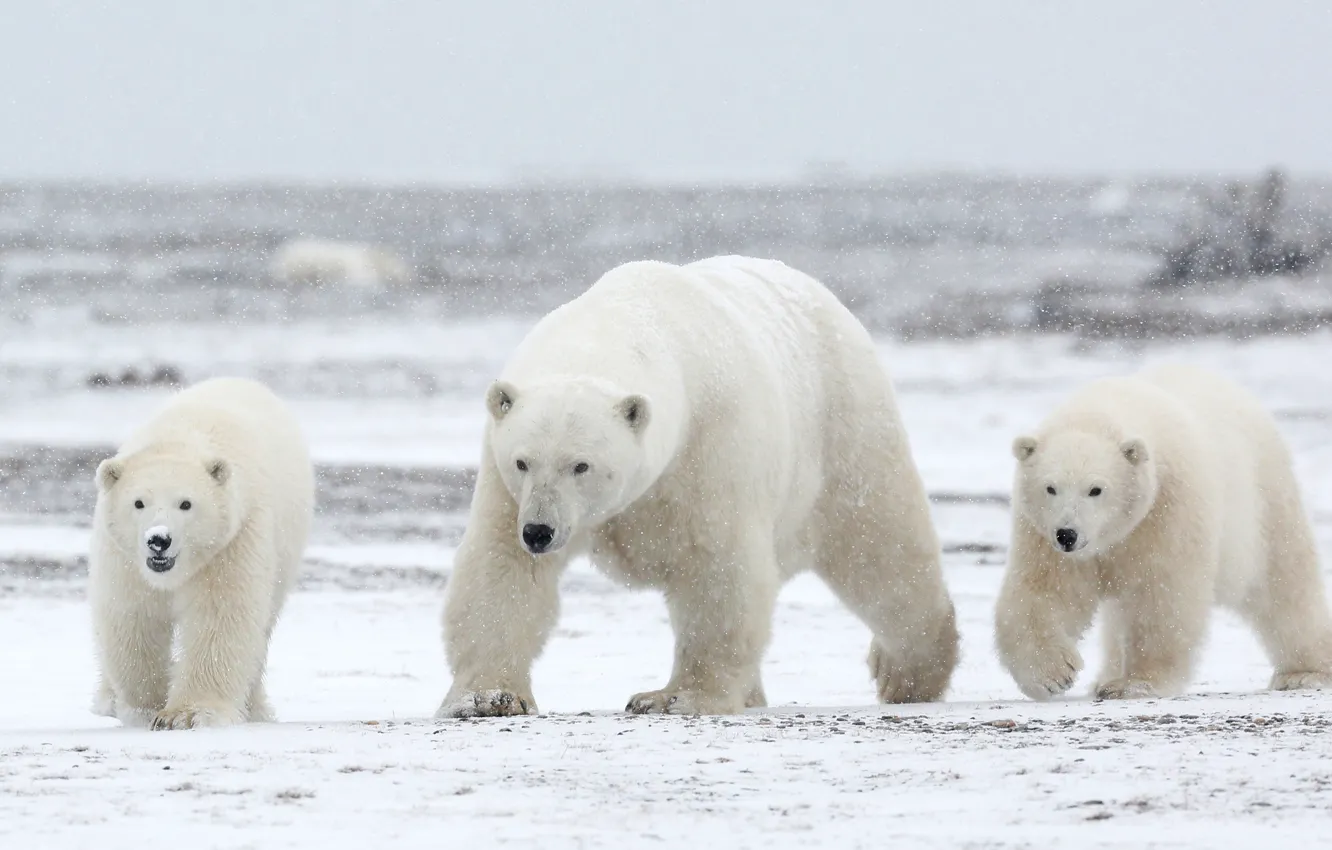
[1046,486,1056,496]
[1088,487,1102,497]
[573,462,590,475]
[134,499,144,510]
[515,460,528,472]
[179,500,192,511]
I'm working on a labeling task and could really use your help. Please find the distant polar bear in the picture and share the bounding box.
[90,378,314,729]
[269,238,413,288]
[438,256,958,717]
[996,364,1332,701]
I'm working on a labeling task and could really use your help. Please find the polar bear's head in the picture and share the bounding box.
[95,450,244,588]
[1011,430,1158,559]
[485,378,653,555]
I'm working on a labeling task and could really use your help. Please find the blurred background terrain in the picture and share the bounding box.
[3,171,1332,344]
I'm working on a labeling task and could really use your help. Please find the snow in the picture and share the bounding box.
[2,330,1332,847]
[0,524,89,559]
[4,566,1332,848]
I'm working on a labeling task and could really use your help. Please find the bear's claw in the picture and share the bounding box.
[626,693,679,713]
[625,688,741,715]
[1270,671,1332,691]
[1014,643,1083,701]
[151,703,244,730]
[1093,678,1159,700]
[437,689,535,719]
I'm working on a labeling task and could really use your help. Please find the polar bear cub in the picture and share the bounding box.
[438,256,958,717]
[90,378,314,729]
[996,364,1332,700]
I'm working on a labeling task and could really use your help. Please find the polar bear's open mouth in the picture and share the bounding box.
[146,555,176,573]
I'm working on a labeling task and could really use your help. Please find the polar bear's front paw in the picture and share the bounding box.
[1094,678,1159,700]
[1011,643,1083,701]
[625,689,739,716]
[1270,671,1332,691]
[151,702,246,730]
[868,639,955,704]
[436,689,536,719]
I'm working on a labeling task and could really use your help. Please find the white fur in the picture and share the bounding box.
[89,378,314,729]
[269,238,412,288]
[997,364,1332,701]
[438,256,958,717]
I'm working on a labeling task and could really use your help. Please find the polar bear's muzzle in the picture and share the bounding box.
[516,485,575,554]
[144,525,177,572]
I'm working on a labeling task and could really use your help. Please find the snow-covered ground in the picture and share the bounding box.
[5,569,1332,848]
[1,327,1331,848]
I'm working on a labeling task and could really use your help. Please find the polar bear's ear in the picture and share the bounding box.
[486,381,518,421]
[1120,438,1149,466]
[95,458,124,491]
[1011,436,1038,462]
[617,394,650,434]
[206,459,230,485]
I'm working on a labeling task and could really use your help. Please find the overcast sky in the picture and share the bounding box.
[3,1,1330,183]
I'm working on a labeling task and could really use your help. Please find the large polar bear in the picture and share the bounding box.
[90,378,314,729]
[438,256,958,717]
[996,364,1332,701]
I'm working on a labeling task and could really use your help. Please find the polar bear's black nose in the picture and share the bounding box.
[522,523,555,554]
[147,532,172,554]
[1056,528,1078,551]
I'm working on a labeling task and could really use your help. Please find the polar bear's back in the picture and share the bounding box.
[1055,365,1285,467]
[1131,365,1298,601]
[677,253,902,454]
[506,256,879,428]
[588,256,886,452]
[681,254,863,395]
[127,378,315,578]
[132,378,309,466]
[1138,364,1293,472]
